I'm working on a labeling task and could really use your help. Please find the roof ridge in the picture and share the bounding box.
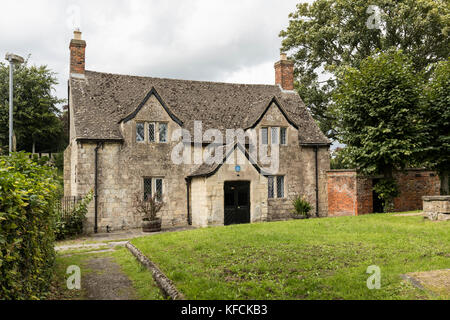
[84,70,281,88]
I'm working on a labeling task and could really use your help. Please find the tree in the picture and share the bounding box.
[332,50,427,211]
[421,59,450,194]
[280,0,449,138]
[0,59,65,154]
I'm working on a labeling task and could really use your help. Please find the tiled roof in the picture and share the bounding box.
[70,70,329,144]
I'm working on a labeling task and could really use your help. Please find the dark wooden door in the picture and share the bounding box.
[224,181,250,226]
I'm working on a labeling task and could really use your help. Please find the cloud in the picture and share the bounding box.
[0,0,308,106]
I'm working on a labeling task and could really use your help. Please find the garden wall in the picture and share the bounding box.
[327,169,440,216]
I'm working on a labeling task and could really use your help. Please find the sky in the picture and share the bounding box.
[0,0,313,105]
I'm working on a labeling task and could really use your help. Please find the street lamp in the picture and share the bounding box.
[5,53,24,155]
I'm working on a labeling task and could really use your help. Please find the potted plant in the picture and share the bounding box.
[134,193,164,232]
[292,195,312,219]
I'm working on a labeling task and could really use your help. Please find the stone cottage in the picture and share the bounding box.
[64,31,330,233]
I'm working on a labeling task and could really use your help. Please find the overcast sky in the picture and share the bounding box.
[0,0,314,105]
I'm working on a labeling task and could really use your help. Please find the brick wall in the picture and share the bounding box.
[393,170,440,212]
[327,169,440,216]
[327,170,357,217]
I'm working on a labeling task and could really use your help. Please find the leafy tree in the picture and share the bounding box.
[0,59,65,154]
[330,147,353,170]
[421,59,450,194]
[332,50,426,211]
[280,0,449,138]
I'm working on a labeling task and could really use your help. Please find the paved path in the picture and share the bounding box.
[56,226,195,300]
[55,226,196,252]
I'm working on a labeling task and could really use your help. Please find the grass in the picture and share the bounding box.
[48,253,93,300]
[130,213,449,300]
[110,248,165,300]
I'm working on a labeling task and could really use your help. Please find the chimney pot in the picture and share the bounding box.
[74,29,82,40]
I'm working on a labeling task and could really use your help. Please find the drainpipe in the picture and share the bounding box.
[185,177,192,225]
[94,142,102,233]
[315,146,319,217]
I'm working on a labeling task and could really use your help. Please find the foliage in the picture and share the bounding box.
[332,50,427,210]
[0,152,59,299]
[53,152,64,175]
[280,0,449,138]
[292,195,312,217]
[330,147,353,170]
[134,193,164,221]
[54,191,93,241]
[131,214,449,300]
[373,179,400,212]
[0,59,65,153]
[420,59,450,194]
[332,50,425,174]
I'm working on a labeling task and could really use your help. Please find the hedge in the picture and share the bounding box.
[0,153,59,299]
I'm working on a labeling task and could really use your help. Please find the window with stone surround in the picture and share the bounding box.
[143,177,164,202]
[262,126,287,145]
[271,127,279,145]
[268,175,285,199]
[280,127,287,145]
[159,123,168,143]
[261,127,268,145]
[136,122,145,142]
[136,121,168,144]
[148,123,155,142]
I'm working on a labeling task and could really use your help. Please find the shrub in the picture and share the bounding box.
[133,192,164,221]
[0,152,59,299]
[54,191,93,240]
[373,178,400,213]
[292,195,312,217]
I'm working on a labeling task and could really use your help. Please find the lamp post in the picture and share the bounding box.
[5,53,24,155]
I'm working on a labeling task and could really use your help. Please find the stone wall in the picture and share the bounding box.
[257,102,330,221]
[423,196,450,221]
[191,151,268,227]
[65,95,330,232]
[327,169,441,216]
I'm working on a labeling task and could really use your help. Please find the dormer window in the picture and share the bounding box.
[261,126,288,145]
[136,121,169,144]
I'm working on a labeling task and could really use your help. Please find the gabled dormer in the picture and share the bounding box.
[119,87,183,146]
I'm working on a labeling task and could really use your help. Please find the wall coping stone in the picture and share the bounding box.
[423,196,450,201]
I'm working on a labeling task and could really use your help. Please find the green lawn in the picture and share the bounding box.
[130,213,449,300]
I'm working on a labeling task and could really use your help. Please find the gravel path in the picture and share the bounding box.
[82,256,137,300]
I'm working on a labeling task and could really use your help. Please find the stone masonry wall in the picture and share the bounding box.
[257,102,330,221]
[65,94,330,232]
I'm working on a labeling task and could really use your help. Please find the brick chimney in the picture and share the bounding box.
[69,29,86,76]
[274,53,294,91]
